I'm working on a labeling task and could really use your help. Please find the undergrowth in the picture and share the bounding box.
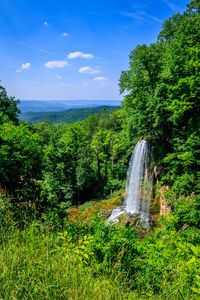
[0,194,200,300]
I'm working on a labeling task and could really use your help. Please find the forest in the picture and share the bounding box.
[20,105,119,124]
[0,1,200,299]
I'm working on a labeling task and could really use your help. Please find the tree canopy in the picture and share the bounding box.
[0,84,20,125]
[120,1,200,194]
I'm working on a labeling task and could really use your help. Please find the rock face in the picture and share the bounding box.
[159,186,171,216]
[119,213,140,227]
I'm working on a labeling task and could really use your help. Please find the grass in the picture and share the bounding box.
[1,193,199,300]
[0,224,138,300]
[1,220,199,300]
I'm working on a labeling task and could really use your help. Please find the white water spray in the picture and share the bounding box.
[108,140,153,225]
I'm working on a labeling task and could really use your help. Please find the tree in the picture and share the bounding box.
[187,0,200,13]
[119,0,200,194]
[0,84,20,124]
[0,123,43,205]
[119,43,167,142]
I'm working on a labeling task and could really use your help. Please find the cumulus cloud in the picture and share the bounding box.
[44,60,69,69]
[44,21,49,26]
[79,66,100,74]
[16,62,31,73]
[68,51,94,59]
[93,76,108,82]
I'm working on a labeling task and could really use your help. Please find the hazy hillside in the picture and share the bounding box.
[20,106,119,123]
[19,100,121,113]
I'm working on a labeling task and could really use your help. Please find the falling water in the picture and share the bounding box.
[108,140,153,225]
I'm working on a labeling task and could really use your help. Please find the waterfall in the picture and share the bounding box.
[108,140,153,225]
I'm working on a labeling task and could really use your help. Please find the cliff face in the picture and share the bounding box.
[149,184,172,227]
[159,186,171,216]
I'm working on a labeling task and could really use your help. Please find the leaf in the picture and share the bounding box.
[190,244,199,256]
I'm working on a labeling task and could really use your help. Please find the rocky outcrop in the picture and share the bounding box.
[119,213,140,227]
[159,186,171,216]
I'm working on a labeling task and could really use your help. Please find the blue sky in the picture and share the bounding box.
[0,0,189,100]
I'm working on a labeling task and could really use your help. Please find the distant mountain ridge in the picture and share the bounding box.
[20,106,119,124]
[19,100,121,113]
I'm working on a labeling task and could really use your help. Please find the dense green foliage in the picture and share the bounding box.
[20,105,119,123]
[0,193,200,299]
[0,108,130,212]
[0,123,43,210]
[1,0,198,212]
[0,1,200,299]
[120,0,200,195]
[0,84,20,124]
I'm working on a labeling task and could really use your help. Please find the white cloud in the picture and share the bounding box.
[61,32,69,37]
[44,21,49,26]
[56,74,63,80]
[21,62,31,70]
[79,66,100,74]
[44,60,69,69]
[16,62,31,73]
[68,51,94,59]
[93,76,108,82]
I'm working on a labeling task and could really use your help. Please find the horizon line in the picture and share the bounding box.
[20,99,123,102]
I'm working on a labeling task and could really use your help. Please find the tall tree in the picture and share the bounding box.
[120,0,200,194]
[0,84,20,124]
[0,123,43,203]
